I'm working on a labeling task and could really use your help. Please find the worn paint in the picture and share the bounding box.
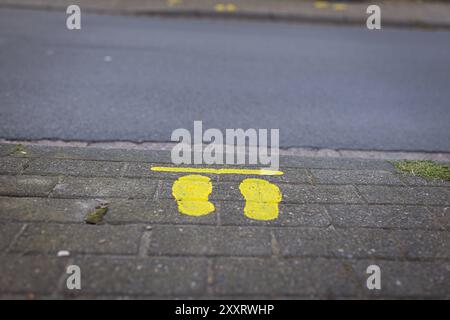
[172,174,215,216]
[239,178,282,221]
[151,166,283,176]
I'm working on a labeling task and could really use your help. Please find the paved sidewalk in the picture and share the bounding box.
[1,0,450,28]
[0,143,449,299]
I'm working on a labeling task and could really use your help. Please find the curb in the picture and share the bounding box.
[1,4,450,30]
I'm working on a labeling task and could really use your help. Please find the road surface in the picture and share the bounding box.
[1,8,450,151]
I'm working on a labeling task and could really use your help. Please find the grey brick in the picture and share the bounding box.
[0,175,58,197]
[281,184,364,204]
[69,257,207,296]
[217,167,311,184]
[160,181,363,204]
[0,255,67,294]
[219,202,330,227]
[401,175,450,187]
[280,156,395,171]
[327,205,445,230]
[349,260,450,298]
[0,197,98,223]
[396,230,450,259]
[25,158,124,177]
[123,162,221,182]
[148,225,272,257]
[8,144,172,163]
[0,223,22,252]
[0,144,15,157]
[426,206,450,230]
[274,228,403,259]
[214,257,358,297]
[11,224,142,255]
[106,198,216,225]
[311,169,403,185]
[0,157,28,175]
[357,186,450,205]
[52,177,158,198]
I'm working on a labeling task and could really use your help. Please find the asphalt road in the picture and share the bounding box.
[1,8,450,151]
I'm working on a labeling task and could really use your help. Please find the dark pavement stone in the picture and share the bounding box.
[25,158,125,177]
[327,205,446,230]
[11,224,143,255]
[217,168,311,185]
[401,174,450,187]
[123,162,220,182]
[396,230,450,259]
[148,225,272,257]
[214,257,358,297]
[349,260,450,298]
[274,227,403,259]
[106,198,216,225]
[0,144,15,157]
[0,222,22,252]
[280,185,364,204]
[8,144,172,163]
[0,255,67,295]
[160,181,364,204]
[219,202,331,227]
[0,157,28,175]
[52,177,158,198]
[426,206,450,230]
[0,197,98,223]
[280,157,396,171]
[0,175,58,197]
[357,186,450,205]
[310,169,403,185]
[68,257,207,296]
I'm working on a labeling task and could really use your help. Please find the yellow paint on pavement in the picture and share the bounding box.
[151,166,283,176]
[215,3,237,12]
[172,175,215,216]
[239,178,282,221]
[332,3,347,11]
[314,1,329,9]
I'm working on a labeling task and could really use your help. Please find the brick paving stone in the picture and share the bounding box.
[0,175,58,197]
[214,257,358,297]
[357,186,450,205]
[66,257,207,296]
[0,255,67,295]
[219,202,331,227]
[148,225,272,257]
[0,157,28,175]
[310,169,403,185]
[327,205,445,230]
[0,197,98,223]
[0,222,22,252]
[11,224,143,255]
[24,158,124,177]
[52,177,158,198]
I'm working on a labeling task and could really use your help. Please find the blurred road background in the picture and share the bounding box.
[1,1,450,152]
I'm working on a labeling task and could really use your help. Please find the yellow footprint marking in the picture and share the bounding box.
[239,178,282,221]
[172,174,215,216]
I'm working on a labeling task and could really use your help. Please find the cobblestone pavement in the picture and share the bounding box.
[0,143,449,299]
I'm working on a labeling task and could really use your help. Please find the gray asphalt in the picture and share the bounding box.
[1,8,450,151]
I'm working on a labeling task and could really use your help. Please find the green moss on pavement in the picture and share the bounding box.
[391,160,450,181]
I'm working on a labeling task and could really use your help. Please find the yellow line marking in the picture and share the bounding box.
[314,1,329,9]
[172,175,215,216]
[332,3,347,11]
[239,179,282,221]
[151,166,284,176]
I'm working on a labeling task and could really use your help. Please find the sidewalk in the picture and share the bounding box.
[1,0,450,28]
[0,142,448,299]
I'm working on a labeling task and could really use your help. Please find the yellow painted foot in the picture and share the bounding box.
[239,178,282,221]
[172,174,215,216]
